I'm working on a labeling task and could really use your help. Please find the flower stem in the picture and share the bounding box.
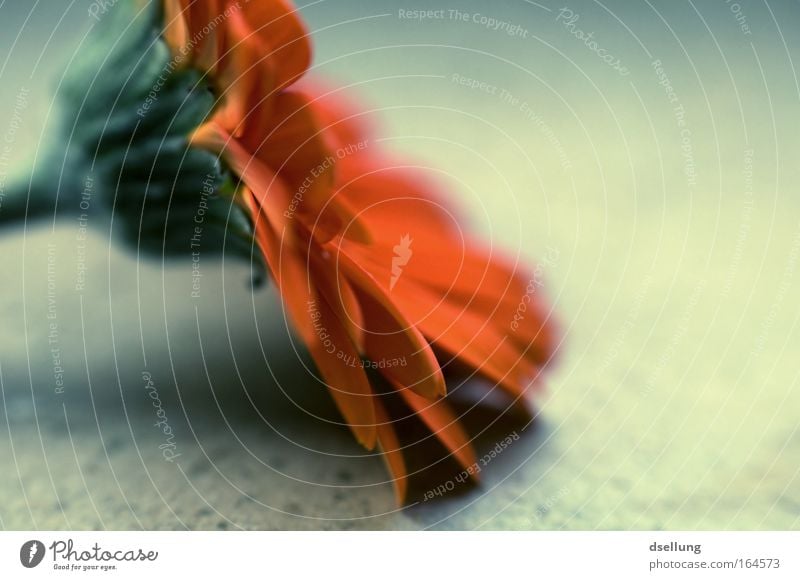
[0,174,60,228]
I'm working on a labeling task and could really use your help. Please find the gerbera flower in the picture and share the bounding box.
[4,0,558,504]
[161,0,557,502]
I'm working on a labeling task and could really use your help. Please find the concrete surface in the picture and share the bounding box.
[0,0,798,529]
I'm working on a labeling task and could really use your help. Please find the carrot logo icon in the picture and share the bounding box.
[20,540,45,568]
[390,234,413,291]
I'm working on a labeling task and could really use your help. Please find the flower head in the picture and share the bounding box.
[160,0,558,503]
[2,0,557,505]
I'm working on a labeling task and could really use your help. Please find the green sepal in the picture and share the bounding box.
[11,0,262,275]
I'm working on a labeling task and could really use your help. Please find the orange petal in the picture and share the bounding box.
[163,0,190,57]
[411,288,542,398]
[192,123,294,235]
[187,0,223,72]
[240,91,333,204]
[213,6,276,136]
[244,189,312,343]
[344,240,555,368]
[378,272,541,399]
[397,387,478,477]
[163,0,223,69]
[336,160,556,371]
[190,119,228,152]
[234,138,348,244]
[235,0,312,90]
[305,287,377,450]
[335,247,447,400]
[374,400,408,505]
[216,92,370,244]
[297,79,376,153]
[309,252,365,353]
[246,192,377,449]
[337,160,459,243]
[192,122,342,243]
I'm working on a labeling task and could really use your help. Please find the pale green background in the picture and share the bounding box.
[0,0,798,529]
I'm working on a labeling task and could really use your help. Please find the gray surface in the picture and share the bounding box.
[1,0,799,529]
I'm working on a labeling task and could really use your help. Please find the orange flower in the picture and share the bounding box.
[163,0,557,503]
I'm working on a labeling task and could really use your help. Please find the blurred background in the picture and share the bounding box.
[0,0,798,530]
